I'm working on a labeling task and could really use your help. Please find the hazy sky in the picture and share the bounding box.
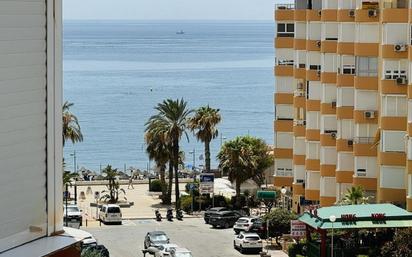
[63,0,293,20]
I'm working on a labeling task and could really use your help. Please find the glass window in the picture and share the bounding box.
[277,23,294,37]
[356,57,377,77]
[381,95,407,117]
[384,60,408,80]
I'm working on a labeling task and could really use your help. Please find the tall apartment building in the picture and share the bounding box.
[273,0,412,212]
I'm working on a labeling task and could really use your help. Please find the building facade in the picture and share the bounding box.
[0,1,81,256]
[273,0,412,212]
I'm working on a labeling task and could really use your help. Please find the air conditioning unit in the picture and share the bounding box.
[317,70,321,77]
[331,101,337,108]
[330,132,337,138]
[348,9,355,17]
[394,44,407,52]
[297,83,304,90]
[364,111,375,119]
[396,77,407,85]
[347,140,354,146]
[296,179,305,184]
[316,41,321,48]
[357,169,366,177]
[368,9,377,17]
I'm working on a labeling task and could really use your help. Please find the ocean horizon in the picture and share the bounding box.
[63,20,275,172]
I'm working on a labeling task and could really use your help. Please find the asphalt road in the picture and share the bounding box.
[83,218,267,257]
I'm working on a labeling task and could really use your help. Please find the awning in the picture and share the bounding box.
[299,203,412,230]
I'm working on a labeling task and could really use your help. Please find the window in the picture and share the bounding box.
[409,100,412,122]
[306,111,320,129]
[337,119,354,139]
[356,57,377,77]
[276,132,293,149]
[306,141,320,159]
[312,0,323,10]
[307,171,320,190]
[355,123,378,139]
[381,130,406,152]
[354,156,378,178]
[383,60,408,80]
[277,23,294,37]
[381,95,407,117]
[275,159,293,177]
[356,24,379,43]
[307,81,321,100]
[276,48,294,66]
[307,51,321,70]
[276,104,293,120]
[294,165,305,182]
[295,22,306,40]
[321,54,338,73]
[322,23,338,41]
[320,177,336,197]
[383,24,408,45]
[293,137,306,155]
[275,77,294,93]
[320,147,337,165]
[354,90,377,110]
[338,0,356,9]
[337,152,354,171]
[321,115,337,133]
[338,23,355,42]
[307,22,321,40]
[323,0,338,9]
[408,137,412,160]
[338,55,355,75]
[408,175,412,197]
[337,87,354,107]
[321,84,336,103]
[295,50,306,69]
[380,166,406,189]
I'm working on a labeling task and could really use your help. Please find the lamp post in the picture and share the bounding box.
[220,134,227,147]
[329,215,336,257]
[70,151,77,204]
[189,149,196,171]
[281,188,287,209]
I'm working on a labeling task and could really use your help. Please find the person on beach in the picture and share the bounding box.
[128,176,134,189]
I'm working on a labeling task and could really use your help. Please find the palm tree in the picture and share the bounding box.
[145,127,170,204]
[63,101,83,146]
[217,136,273,207]
[100,165,126,203]
[63,171,78,187]
[188,106,221,173]
[146,99,192,209]
[341,185,369,205]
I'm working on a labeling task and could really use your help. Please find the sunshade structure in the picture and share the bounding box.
[298,204,412,257]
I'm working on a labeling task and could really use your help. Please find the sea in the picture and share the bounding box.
[63,20,275,173]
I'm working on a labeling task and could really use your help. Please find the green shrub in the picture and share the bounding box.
[288,243,304,257]
[150,179,163,192]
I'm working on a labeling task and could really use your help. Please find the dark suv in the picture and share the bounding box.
[209,211,241,229]
[203,207,229,224]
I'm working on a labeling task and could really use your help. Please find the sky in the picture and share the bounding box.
[63,0,292,20]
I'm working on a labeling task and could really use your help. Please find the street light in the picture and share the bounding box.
[281,188,287,209]
[189,149,196,172]
[220,134,227,147]
[329,215,336,257]
[69,150,77,204]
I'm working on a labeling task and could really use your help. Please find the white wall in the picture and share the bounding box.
[276,77,294,93]
[306,141,320,159]
[307,171,321,189]
[276,132,294,149]
[380,166,406,189]
[337,119,354,139]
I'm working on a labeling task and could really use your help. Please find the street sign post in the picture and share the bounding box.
[290,220,306,238]
[199,173,214,194]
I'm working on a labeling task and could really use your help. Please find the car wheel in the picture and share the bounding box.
[224,222,229,229]
[212,224,217,228]
[233,241,236,249]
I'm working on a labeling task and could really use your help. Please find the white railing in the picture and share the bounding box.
[275,3,295,10]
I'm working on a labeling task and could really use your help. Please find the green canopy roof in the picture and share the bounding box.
[298,204,412,230]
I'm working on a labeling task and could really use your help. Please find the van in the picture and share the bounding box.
[99,204,122,224]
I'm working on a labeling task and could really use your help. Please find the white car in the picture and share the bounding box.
[233,232,263,254]
[233,217,261,234]
[99,204,122,224]
[168,248,193,257]
[154,244,178,257]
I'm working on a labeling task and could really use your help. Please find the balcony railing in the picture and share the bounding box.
[353,137,375,144]
[275,4,295,10]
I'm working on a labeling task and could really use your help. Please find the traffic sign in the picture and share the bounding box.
[257,191,276,200]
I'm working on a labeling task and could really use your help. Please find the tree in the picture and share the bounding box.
[100,165,126,203]
[146,99,192,209]
[380,228,412,257]
[263,208,297,246]
[188,106,221,173]
[62,101,83,145]
[144,127,170,204]
[63,171,78,187]
[217,136,273,207]
[340,185,370,205]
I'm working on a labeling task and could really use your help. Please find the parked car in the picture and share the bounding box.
[249,219,267,239]
[144,231,170,249]
[203,207,230,224]
[233,217,262,234]
[209,210,241,228]
[155,245,193,257]
[233,232,263,253]
[63,204,82,226]
[99,204,122,224]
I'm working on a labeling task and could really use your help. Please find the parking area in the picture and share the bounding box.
[83,218,287,257]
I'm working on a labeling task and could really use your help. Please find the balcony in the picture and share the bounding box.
[353,137,378,156]
[275,4,295,21]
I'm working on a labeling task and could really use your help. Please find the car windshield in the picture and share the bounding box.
[237,218,249,223]
[152,235,168,241]
[66,207,79,212]
[108,207,120,213]
[174,253,193,257]
[245,236,260,241]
